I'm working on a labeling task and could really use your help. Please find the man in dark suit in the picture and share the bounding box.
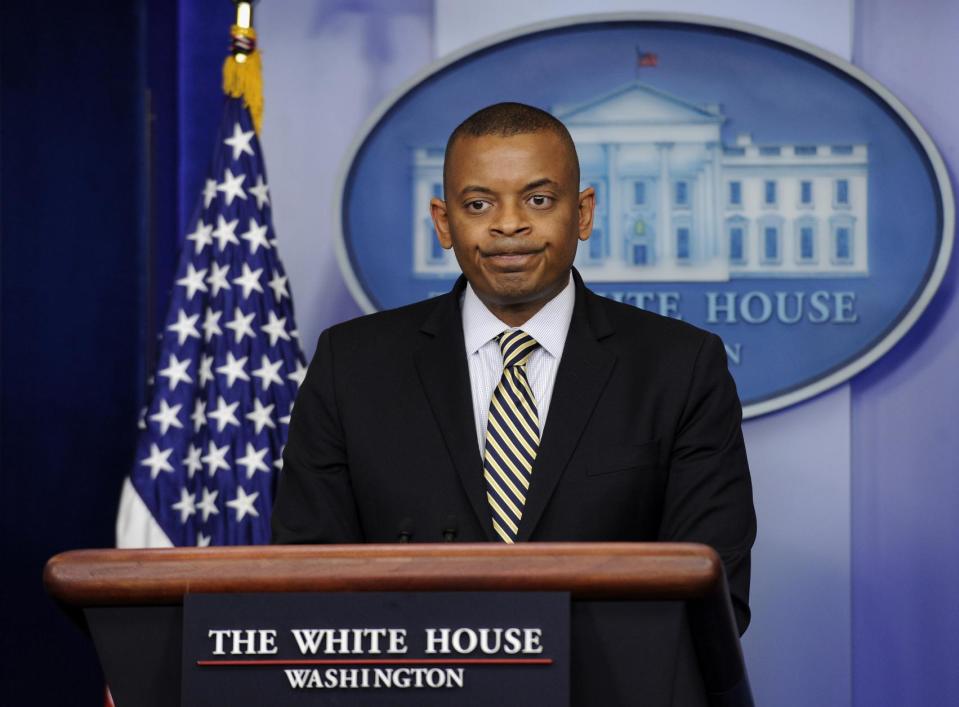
[272,103,756,633]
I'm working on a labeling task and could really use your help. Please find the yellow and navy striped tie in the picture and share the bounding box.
[484,330,540,543]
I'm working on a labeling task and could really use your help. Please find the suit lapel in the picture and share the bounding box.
[413,280,494,540]
[517,276,616,541]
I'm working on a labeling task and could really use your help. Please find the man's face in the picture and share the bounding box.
[430,131,594,325]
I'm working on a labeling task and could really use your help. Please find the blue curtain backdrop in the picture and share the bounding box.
[1,2,145,701]
[0,0,228,702]
[851,1,959,705]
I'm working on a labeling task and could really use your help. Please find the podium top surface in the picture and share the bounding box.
[44,542,723,607]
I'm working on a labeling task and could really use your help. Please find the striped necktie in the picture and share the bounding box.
[483,330,540,543]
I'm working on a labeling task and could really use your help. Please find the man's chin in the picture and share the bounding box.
[478,278,566,311]
[482,276,538,302]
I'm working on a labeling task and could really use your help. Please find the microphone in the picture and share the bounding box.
[397,518,414,543]
[441,515,458,542]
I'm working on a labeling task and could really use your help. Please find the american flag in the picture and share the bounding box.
[636,48,658,68]
[117,97,306,547]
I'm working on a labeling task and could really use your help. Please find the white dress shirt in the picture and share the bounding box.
[461,273,575,458]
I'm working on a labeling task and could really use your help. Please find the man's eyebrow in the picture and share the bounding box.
[522,178,560,191]
[458,178,560,197]
[458,185,495,196]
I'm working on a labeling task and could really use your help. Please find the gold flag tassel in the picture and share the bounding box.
[223,1,263,134]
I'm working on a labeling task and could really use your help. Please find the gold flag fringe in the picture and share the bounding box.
[222,26,263,134]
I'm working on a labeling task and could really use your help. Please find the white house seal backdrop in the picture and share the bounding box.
[337,15,953,418]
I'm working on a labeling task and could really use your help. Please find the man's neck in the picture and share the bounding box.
[476,276,572,328]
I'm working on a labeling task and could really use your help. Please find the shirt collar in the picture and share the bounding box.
[461,272,575,360]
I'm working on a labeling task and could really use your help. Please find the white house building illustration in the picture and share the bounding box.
[412,81,868,281]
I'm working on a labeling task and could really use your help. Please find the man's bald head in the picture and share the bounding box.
[443,102,580,191]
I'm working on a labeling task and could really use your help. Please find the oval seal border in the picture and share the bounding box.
[333,12,955,419]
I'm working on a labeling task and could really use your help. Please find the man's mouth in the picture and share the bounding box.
[482,248,544,271]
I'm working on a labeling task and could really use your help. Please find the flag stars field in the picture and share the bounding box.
[141,443,175,479]
[158,354,192,390]
[123,96,307,548]
[168,310,201,345]
[216,168,247,205]
[268,271,289,301]
[261,311,290,346]
[237,443,270,479]
[183,444,203,478]
[252,355,284,390]
[198,355,215,387]
[225,307,256,343]
[227,486,260,521]
[246,398,277,432]
[176,264,209,299]
[186,219,213,253]
[202,179,217,208]
[241,218,270,253]
[216,352,250,388]
[149,399,183,435]
[206,261,231,296]
[201,441,230,477]
[233,263,264,298]
[212,215,240,251]
[172,488,197,523]
[288,361,308,387]
[202,309,223,341]
[208,396,240,431]
[249,175,270,209]
[224,122,255,160]
[197,488,220,522]
[191,399,207,433]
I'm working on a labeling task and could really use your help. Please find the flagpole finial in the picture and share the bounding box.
[234,0,254,31]
[224,0,263,133]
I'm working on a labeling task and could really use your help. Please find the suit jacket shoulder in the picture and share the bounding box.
[584,285,719,354]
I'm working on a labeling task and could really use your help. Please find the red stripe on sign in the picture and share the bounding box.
[197,658,553,667]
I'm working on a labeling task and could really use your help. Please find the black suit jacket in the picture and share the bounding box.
[272,271,756,632]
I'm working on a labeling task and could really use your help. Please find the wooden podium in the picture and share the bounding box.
[44,543,752,707]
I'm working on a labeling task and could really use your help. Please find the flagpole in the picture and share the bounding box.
[225,1,263,133]
[231,0,255,60]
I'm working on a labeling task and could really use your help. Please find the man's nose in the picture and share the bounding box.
[490,200,531,237]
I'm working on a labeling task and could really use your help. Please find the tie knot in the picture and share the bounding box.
[498,330,539,368]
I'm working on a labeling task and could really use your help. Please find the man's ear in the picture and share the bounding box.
[577,185,596,242]
[430,197,453,250]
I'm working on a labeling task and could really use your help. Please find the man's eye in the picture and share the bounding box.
[465,200,490,213]
[528,194,553,208]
